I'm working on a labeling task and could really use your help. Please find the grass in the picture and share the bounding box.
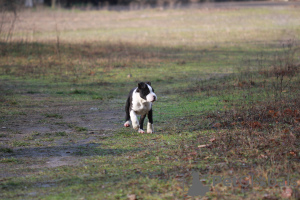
[0,157,18,163]
[0,5,300,200]
[0,148,13,153]
[44,113,63,119]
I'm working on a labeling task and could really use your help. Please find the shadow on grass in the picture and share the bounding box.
[1,143,142,158]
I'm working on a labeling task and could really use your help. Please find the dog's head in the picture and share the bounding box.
[136,82,157,102]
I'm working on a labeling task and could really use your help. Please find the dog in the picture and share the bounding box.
[124,82,157,133]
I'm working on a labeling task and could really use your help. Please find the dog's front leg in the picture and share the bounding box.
[138,115,146,133]
[124,96,131,127]
[147,109,154,133]
[130,110,139,130]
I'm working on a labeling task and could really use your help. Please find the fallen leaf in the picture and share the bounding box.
[289,151,296,156]
[250,121,262,128]
[127,194,137,200]
[209,137,216,142]
[175,186,183,191]
[283,129,290,134]
[281,187,293,198]
[198,144,211,148]
[212,123,221,128]
[175,174,183,178]
[259,154,268,159]
[230,122,237,126]
[281,135,289,139]
[183,157,193,161]
[273,111,280,117]
[262,194,271,199]
[284,108,293,116]
[89,71,95,76]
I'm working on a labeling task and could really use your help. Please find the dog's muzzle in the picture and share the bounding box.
[147,94,157,102]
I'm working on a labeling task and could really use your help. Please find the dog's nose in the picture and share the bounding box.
[152,96,156,102]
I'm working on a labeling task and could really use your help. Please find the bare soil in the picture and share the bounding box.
[0,90,124,175]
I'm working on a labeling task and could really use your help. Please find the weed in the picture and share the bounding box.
[27,90,39,94]
[12,141,30,147]
[92,95,103,100]
[0,133,7,137]
[31,132,41,136]
[75,126,88,132]
[55,131,67,136]
[44,113,63,119]
[25,135,34,140]
[0,147,13,153]
[42,138,55,142]
[71,89,88,95]
[0,157,18,163]
[38,119,48,123]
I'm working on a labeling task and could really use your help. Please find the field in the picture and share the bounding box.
[1,4,300,199]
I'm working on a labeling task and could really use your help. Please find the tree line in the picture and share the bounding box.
[1,0,256,9]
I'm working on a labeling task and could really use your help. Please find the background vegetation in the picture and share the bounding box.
[0,3,300,199]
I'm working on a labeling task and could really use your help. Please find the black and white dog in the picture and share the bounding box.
[124,82,157,133]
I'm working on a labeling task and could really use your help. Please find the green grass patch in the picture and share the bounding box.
[12,141,31,147]
[0,157,18,163]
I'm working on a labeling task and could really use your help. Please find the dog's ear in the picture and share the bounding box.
[146,82,151,86]
[137,82,146,92]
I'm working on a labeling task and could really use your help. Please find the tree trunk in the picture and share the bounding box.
[51,0,56,9]
[25,0,33,7]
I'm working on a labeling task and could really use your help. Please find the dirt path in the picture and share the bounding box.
[0,90,124,175]
[3,96,123,134]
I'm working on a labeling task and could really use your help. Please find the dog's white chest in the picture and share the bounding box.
[132,101,151,115]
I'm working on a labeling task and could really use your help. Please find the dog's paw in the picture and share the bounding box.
[147,123,154,134]
[147,130,153,134]
[124,121,130,127]
[138,129,145,134]
[132,124,139,130]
